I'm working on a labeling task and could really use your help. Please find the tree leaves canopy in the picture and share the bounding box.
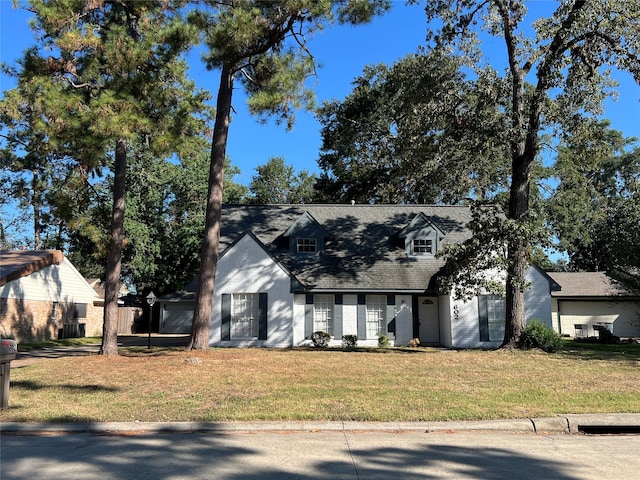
[316,49,513,204]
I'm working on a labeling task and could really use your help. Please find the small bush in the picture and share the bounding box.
[408,338,421,348]
[342,334,358,348]
[310,331,331,348]
[522,319,564,353]
[378,335,390,348]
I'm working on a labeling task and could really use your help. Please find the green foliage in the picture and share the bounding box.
[311,331,332,348]
[342,334,358,348]
[378,335,390,348]
[547,120,640,278]
[421,0,640,347]
[248,156,317,204]
[521,319,564,353]
[316,50,512,204]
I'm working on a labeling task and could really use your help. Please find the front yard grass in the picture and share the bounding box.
[2,341,639,423]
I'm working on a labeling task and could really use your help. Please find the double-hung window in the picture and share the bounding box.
[313,295,334,335]
[297,237,317,253]
[412,238,433,255]
[231,293,259,339]
[479,295,506,342]
[366,295,386,338]
[487,296,506,341]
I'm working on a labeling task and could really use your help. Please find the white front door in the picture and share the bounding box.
[418,297,440,344]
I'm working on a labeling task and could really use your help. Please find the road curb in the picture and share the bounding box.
[2,415,631,435]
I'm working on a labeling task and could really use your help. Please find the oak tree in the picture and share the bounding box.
[422,0,640,347]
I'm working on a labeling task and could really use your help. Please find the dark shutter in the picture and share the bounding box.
[221,294,231,341]
[258,293,268,340]
[305,294,314,337]
[386,295,395,338]
[357,295,366,339]
[412,296,420,338]
[333,295,343,338]
[478,296,489,342]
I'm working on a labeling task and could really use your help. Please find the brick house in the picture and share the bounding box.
[0,250,103,342]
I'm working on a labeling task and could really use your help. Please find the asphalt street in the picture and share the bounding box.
[2,429,640,480]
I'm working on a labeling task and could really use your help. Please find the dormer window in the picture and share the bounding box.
[399,213,445,257]
[297,237,317,253]
[412,239,433,255]
[281,212,329,255]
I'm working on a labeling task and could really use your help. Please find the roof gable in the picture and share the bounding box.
[281,211,330,239]
[0,250,65,287]
[398,212,446,239]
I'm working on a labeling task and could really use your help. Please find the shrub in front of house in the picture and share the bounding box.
[408,338,421,347]
[522,319,564,353]
[311,331,331,348]
[342,334,358,348]
[378,335,390,348]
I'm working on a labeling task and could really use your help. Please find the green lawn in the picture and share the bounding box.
[2,341,639,423]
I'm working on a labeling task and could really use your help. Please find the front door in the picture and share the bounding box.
[418,297,440,344]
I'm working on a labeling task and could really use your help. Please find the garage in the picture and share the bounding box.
[548,272,640,339]
[159,294,195,334]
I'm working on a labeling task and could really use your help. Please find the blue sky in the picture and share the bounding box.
[1,0,639,190]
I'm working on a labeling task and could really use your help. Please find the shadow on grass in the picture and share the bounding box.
[10,380,119,393]
[557,340,640,362]
[119,346,186,357]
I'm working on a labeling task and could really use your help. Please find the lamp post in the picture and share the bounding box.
[146,291,156,350]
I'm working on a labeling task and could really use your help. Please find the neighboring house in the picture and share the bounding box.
[162,205,555,348]
[0,250,103,342]
[547,271,640,339]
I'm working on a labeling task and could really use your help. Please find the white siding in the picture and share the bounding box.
[524,267,553,328]
[0,258,98,304]
[341,294,358,336]
[211,235,294,347]
[393,295,413,346]
[293,294,306,345]
[449,297,500,349]
[439,295,453,348]
[556,300,640,338]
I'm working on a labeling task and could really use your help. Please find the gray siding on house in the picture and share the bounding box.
[524,266,553,328]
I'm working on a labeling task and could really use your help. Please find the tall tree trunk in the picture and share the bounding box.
[32,170,42,250]
[502,147,534,348]
[188,66,234,351]
[100,138,127,356]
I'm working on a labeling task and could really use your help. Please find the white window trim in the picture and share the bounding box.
[231,293,259,339]
[313,294,334,335]
[412,238,433,256]
[366,295,386,338]
[297,237,317,253]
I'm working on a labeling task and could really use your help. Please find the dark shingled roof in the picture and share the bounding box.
[547,271,638,298]
[218,204,473,293]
